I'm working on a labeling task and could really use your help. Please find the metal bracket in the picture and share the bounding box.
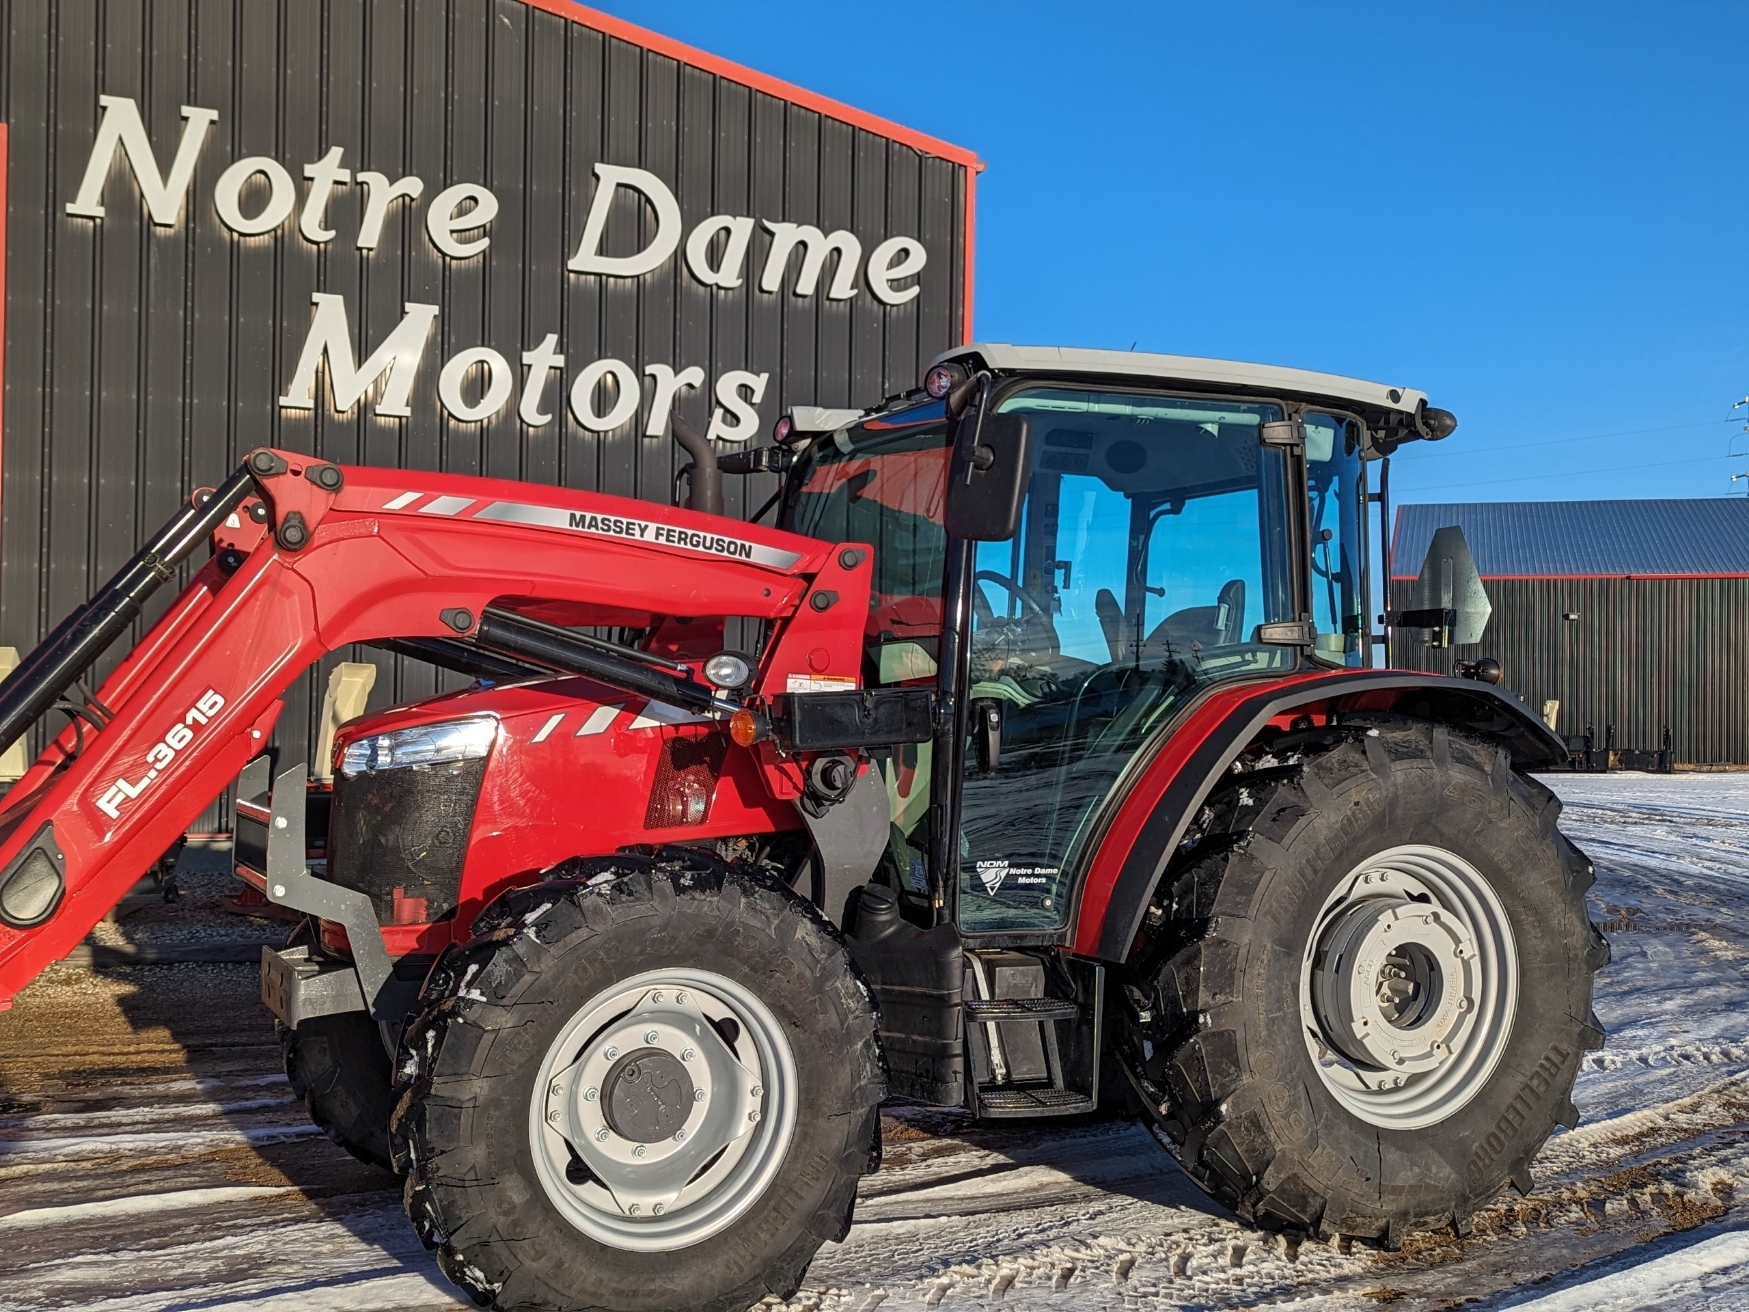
[799,759,890,928]
[1259,419,1307,448]
[260,761,394,1020]
[1257,620,1316,647]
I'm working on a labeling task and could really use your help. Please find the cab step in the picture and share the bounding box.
[976,1086,1096,1116]
[965,950,1103,1120]
[964,996,1079,1022]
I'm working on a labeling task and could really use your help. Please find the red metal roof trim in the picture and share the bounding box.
[515,2,980,342]
[516,1,982,169]
[1391,572,1749,582]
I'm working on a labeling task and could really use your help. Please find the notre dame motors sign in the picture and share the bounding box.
[0,0,976,817]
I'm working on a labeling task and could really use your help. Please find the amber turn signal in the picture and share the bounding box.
[729,709,765,747]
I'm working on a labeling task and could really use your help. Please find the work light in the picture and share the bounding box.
[703,651,753,690]
[924,362,965,398]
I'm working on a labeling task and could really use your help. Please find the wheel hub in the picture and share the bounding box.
[602,1048,694,1142]
[1298,845,1518,1130]
[529,968,796,1251]
[1310,889,1477,1078]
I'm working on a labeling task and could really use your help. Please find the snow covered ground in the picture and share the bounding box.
[3,772,1749,1311]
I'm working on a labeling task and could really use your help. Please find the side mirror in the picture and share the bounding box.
[945,411,1034,541]
[1395,525,1492,648]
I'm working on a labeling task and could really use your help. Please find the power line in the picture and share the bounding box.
[1408,451,1734,494]
[1398,416,1737,462]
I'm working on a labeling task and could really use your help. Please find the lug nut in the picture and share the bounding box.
[748,1110,761,1123]
[651,991,664,1003]
[549,1082,563,1098]
[1457,998,1472,1012]
[645,1030,660,1044]
[632,1145,647,1158]
[604,1045,619,1059]
[595,1127,610,1142]
[674,1129,686,1143]
[547,1109,561,1123]
[652,1204,666,1215]
[694,1088,706,1103]
[584,1086,599,1101]
[676,992,690,1004]
[628,1204,641,1216]
[681,1048,695,1062]
[751,1086,763,1098]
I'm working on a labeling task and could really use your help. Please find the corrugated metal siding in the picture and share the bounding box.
[0,0,970,829]
[1393,576,1749,765]
[1393,500,1749,578]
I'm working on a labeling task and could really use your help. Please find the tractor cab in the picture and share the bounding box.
[771,344,1446,941]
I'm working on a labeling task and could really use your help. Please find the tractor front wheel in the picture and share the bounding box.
[392,850,883,1312]
[1117,719,1608,1245]
[280,1012,397,1171]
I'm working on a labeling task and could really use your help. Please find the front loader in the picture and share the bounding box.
[0,345,1606,1312]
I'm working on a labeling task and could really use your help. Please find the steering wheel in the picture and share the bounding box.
[972,570,1059,658]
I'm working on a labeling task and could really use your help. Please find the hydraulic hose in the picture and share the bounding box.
[0,466,256,756]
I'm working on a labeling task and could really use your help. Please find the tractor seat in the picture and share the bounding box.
[1142,578,1246,660]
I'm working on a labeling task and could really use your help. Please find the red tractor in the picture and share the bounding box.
[0,346,1604,1312]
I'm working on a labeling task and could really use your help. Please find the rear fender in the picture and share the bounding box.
[1069,670,1565,962]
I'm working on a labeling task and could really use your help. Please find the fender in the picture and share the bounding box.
[1070,669,1566,962]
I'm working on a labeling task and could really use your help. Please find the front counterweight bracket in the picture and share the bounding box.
[251,757,395,1021]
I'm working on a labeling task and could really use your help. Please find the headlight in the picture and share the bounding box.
[703,651,753,690]
[340,718,496,775]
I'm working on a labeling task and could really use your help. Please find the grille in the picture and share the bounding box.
[327,758,486,923]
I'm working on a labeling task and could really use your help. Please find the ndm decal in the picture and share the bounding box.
[974,860,1059,896]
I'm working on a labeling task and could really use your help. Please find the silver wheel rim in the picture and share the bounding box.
[1298,844,1518,1130]
[528,967,798,1252]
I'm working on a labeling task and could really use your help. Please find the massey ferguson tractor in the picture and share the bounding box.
[0,344,1605,1312]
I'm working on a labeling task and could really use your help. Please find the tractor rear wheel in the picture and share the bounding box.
[1117,719,1608,1245]
[391,849,883,1312]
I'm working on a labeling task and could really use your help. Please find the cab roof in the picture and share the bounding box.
[933,343,1428,418]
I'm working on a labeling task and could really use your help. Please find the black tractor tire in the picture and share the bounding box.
[1117,718,1608,1246]
[391,849,884,1312]
[280,1012,397,1172]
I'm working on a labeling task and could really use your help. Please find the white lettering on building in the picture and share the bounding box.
[62,95,936,434]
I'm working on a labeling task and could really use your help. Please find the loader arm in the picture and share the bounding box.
[0,449,875,1009]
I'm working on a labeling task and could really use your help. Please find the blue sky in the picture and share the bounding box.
[622,1,1749,506]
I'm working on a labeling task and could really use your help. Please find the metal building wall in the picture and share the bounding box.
[1392,576,1749,765]
[0,0,972,827]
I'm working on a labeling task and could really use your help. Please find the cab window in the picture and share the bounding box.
[958,387,1300,933]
